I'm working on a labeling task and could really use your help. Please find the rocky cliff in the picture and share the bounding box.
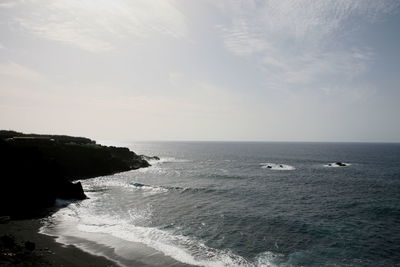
[0,130,151,218]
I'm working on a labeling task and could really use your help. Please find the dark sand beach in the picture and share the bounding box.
[1,217,197,267]
[0,218,116,266]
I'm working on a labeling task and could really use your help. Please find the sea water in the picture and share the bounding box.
[40,142,400,266]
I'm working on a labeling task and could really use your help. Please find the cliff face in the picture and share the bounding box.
[0,131,150,218]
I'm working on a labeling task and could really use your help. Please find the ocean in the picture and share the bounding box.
[40,142,400,267]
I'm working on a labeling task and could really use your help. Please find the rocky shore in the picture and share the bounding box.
[0,130,151,218]
[0,130,157,266]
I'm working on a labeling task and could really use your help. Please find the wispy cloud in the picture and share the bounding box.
[216,22,273,56]
[262,49,374,86]
[6,0,187,52]
[216,0,399,92]
[218,0,399,54]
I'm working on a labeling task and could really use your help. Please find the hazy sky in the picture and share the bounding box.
[1,0,400,142]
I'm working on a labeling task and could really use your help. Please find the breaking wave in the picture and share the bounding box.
[151,157,191,164]
[130,183,181,194]
[130,183,221,196]
[41,198,280,267]
[260,163,296,170]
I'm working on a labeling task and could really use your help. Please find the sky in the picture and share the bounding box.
[1,0,400,142]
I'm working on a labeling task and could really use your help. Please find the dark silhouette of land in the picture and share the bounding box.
[0,130,151,218]
[0,130,156,266]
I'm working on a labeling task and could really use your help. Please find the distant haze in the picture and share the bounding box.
[1,0,400,142]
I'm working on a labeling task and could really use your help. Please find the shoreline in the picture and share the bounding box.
[1,213,197,267]
[0,131,169,266]
[39,208,197,267]
[0,218,117,266]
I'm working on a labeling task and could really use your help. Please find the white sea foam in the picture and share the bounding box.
[41,205,258,266]
[254,251,282,267]
[130,183,169,195]
[137,165,168,174]
[155,157,190,164]
[128,207,153,224]
[260,163,296,170]
[83,176,131,190]
[40,198,279,267]
[77,222,251,267]
[138,157,187,176]
[81,174,175,196]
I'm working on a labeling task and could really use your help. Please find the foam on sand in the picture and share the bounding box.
[40,199,281,267]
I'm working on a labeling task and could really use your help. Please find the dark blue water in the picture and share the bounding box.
[44,142,400,266]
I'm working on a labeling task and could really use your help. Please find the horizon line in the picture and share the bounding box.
[98,139,400,144]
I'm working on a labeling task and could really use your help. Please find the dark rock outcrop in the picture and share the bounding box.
[56,181,86,200]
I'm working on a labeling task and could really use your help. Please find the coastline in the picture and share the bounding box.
[0,131,192,266]
[1,212,197,267]
[0,218,116,266]
[39,206,198,267]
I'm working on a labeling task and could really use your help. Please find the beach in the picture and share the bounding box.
[0,218,116,266]
[1,216,196,267]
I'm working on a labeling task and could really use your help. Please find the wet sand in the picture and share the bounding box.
[0,218,116,266]
[1,218,196,267]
